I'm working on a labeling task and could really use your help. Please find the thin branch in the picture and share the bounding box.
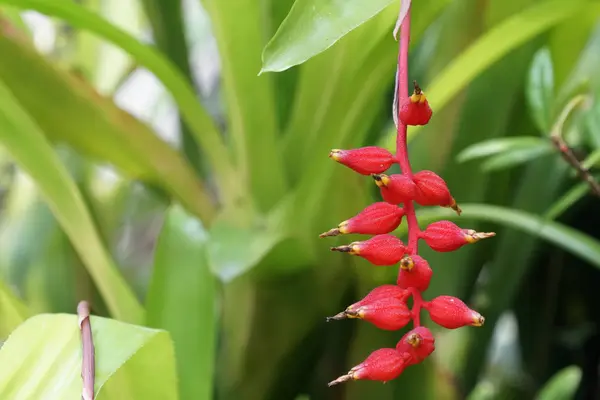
[78,301,96,400]
[549,95,600,197]
[550,135,600,197]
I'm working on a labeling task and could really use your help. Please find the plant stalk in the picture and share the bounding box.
[396,7,423,327]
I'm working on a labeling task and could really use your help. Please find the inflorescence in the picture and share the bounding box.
[322,4,495,387]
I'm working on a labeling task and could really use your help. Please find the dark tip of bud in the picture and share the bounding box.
[372,174,389,188]
[328,373,353,387]
[326,311,349,322]
[413,80,422,95]
[449,199,462,216]
[331,245,352,253]
[320,228,341,238]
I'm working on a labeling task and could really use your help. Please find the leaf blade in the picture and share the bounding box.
[261,0,395,73]
[457,137,550,163]
[0,78,142,323]
[0,314,177,398]
[410,204,600,270]
[526,47,555,132]
[146,205,216,400]
[202,0,287,211]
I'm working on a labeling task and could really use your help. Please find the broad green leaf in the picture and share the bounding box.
[481,144,554,171]
[381,0,588,149]
[536,366,581,400]
[0,20,216,223]
[0,280,29,338]
[457,137,550,163]
[0,79,142,323]
[208,205,286,282]
[526,47,555,132]
[146,205,216,400]
[201,0,287,211]
[405,204,600,270]
[0,314,177,399]
[544,181,590,219]
[261,0,395,73]
[0,0,240,201]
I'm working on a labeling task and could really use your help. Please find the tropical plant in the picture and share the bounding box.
[0,0,597,399]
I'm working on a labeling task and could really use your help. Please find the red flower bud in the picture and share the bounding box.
[399,82,432,126]
[397,255,432,292]
[320,202,405,237]
[423,295,485,329]
[329,297,411,331]
[328,285,411,330]
[395,326,435,364]
[373,174,417,205]
[331,234,407,266]
[329,147,396,175]
[420,221,496,252]
[357,285,411,304]
[328,348,411,386]
[413,170,461,215]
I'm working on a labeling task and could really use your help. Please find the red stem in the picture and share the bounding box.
[396,7,423,327]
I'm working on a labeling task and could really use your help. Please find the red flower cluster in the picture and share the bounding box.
[321,4,495,387]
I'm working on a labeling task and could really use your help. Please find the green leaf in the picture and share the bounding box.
[526,47,555,132]
[0,26,216,223]
[536,366,581,400]
[146,205,216,400]
[582,147,600,170]
[457,137,550,163]
[0,280,29,338]
[141,0,202,172]
[408,204,600,270]
[481,143,554,171]
[0,0,240,200]
[381,0,587,149]
[0,79,142,323]
[544,181,590,220]
[261,0,395,73]
[201,0,287,211]
[0,314,177,399]
[207,206,286,282]
[90,0,143,95]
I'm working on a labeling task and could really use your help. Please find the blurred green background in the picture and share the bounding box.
[0,0,599,399]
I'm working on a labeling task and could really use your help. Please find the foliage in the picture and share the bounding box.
[0,0,598,398]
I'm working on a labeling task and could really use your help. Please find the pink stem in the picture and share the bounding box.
[395,8,421,254]
[396,7,422,327]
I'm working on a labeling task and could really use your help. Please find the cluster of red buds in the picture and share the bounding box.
[322,4,494,387]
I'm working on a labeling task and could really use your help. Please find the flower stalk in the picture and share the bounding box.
[323,2,496,386]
